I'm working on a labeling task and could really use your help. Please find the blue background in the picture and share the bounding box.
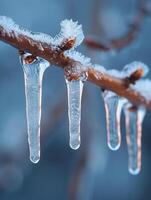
[0,0,151,199]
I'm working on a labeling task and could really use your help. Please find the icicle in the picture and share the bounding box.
[102,91,126,150]
[20,53,49,163]
[65,79,84,150]
[124,104,146,175]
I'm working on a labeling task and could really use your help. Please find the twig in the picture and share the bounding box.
[0,17,151,110]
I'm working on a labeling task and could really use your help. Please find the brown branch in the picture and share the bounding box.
[85,0,150,51]
[0,18,151,110]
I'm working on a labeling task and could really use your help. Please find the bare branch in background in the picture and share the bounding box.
[85,0,150,51]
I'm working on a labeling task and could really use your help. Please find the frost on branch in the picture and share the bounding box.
[0,16,84,50]
[20,53,49,163]
[131,79,151,101]
[123,61,149,83]
[93,62,149,81]
[0,16,54,46]
[54,19,84,48]
[65,50,91,68]
[123,61,149,77]
[124,104,146,175]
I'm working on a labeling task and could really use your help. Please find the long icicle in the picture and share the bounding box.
[124,104,146,175]
[20,53,49,163]
[65,79,84,150]
[102,91,125,150]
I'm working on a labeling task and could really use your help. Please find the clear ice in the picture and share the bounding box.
[102,91,125,150]
[20,53,49,163]
[65,79,84,150]
[124,104,146,175]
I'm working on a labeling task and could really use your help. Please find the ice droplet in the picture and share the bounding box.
[102,91,126,150]
[20,53,49,163]
[65,79,84,150]
[124,104,146,175]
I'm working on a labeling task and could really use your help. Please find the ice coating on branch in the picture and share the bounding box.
[131,79,151,101]
[123,61,149,77]
[20,53,50,163]
[107,69,125,78]
[124,104,146,175]
[107,62,149,79]
[65,51,91,67]
[0,16,54,45]
[66,79,84,149]
[102,91,126,150]
[92,65,124,78]
[0,16,85,49]
[93,62,149,80]
[0,16,16,30]
[54,19,84,48]
[93,64,106,73]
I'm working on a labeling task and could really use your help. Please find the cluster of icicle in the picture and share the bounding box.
[18,18,151,175]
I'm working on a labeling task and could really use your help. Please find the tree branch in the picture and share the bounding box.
[0,17,151,110]
[85,0,150,51]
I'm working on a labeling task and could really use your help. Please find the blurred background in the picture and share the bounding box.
[0,0,151,199]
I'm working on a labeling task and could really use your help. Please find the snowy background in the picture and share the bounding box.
[0,0,151,199]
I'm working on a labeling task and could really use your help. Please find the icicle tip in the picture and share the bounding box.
[30,155,40,164]
[108,142,121,151]
[129,167,140,175]
[69,136,81,150]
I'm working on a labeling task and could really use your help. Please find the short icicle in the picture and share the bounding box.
[20,53,49,163]
[102,91,125,150]
[124,103,146,175]
[65,79,84,150]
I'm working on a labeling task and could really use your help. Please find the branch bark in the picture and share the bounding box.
[0,18,151,110]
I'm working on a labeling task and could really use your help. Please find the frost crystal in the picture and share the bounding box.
[92,62,149,80]
[93,64,106,73]
[107,69,124,78]
[92,65,125,78]
[20,53,50,163]
[124,103,146,175]
[65,51,91,68]
[131,79,151,101]
[0,16,85,49]
[123,61,149,77]
[102,91,126,150]
[54,19,84,48]
[0,16,54,45]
